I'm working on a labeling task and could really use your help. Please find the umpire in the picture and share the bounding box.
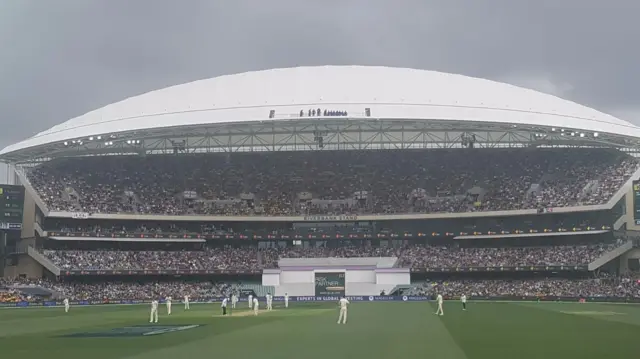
[221,297,228,315]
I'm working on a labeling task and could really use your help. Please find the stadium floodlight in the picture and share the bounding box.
[593,132,599,137]
[579,133,585,138]
[89,137,94,141]
[551,128,556,131]
[97,136,102,140]
[63,141,68,146]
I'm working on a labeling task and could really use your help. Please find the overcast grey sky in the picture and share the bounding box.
[0,0,639,181]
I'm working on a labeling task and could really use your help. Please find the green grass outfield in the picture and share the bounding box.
[1,301,639,359]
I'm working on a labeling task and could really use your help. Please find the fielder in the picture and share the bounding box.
[248,294,253,308]
[284,292,289,308]
[461,294,467,311]
[221,297,228,316]
[184,295,190,310]
[266,293,273,310]
[63,298,70,313]
[166,296,172,315]
[253,297,259,316]
[434,294,444,316]
[337,296,349,324]
[231,294,238,309]
[150,299,159,323]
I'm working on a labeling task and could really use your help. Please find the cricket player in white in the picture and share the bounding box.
[248,294,253,308]
[266,293,273,310]
[166,296,172,315]
[284,293,289,308]
[184,295,190,310]
[461,294,467,311]
[253,297,259,316]
[435,294,444,316]
[337,296,349,324]
[231,294,238,309]
[150,300,159,323]
[221,297,228,315]
[63,298,70,313]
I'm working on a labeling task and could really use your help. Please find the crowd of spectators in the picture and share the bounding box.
[0,277,235,302]
[42,243,620,271]
[43,246,258,271]
[0,278,53,302]
[0,279,28,302]
[407,278,640,298]
[3,277,638,301]
[54,281,234,301]
[27,148,638,215]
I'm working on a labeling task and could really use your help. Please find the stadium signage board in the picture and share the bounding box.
[302,215,358,221]
[410,265,588,272]
[0,185,24,231]
[314,272,345,296]
[60,269,263,276]
[57,265,588,276]
[47,226,611,241]
[634,180,640,225]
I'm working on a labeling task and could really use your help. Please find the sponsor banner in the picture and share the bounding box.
[315,272,346,297]
[59,266,587,276]
[368,296,395,301]
[47,226,611,241]
[59,269,262,276]
[303,215,358,222]
[411,265,588,273]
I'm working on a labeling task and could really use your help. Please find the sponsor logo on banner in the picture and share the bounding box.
[345,296,365,301]
[369,296,374,301]
[303,215,358,221]
[402,296,408,301]
[405,296,430,301]
[296,296,364,302]
[72,212,90,219]
[374,296,396,301]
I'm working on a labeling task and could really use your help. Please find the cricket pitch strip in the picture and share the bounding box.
[214,309,280,317]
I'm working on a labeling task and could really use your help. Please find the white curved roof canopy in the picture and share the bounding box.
[2,65,639,156]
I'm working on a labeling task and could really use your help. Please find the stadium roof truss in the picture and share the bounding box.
[3,66,640,163]
[3,117,639,164]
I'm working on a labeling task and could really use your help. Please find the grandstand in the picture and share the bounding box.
[0,66,638,302]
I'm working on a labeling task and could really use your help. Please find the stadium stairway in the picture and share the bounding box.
[388,284,412,295]
[15,168,49,213]
[27,247,61,276]
[588,240,634,271]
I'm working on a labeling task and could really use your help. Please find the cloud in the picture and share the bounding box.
[0,0,638,152]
